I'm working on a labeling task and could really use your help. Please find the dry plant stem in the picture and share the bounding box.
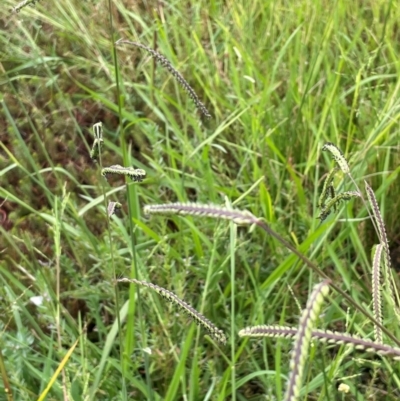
[284,280,330,401]
[115,39,211,119]
[372,244,383,343]
[239,326,400,360]
[255,220,400,347]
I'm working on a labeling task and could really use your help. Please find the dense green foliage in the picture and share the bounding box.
[1,0,400,400]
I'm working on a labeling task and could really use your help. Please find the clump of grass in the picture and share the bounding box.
[115,39,211,119]
[118,278,227,345]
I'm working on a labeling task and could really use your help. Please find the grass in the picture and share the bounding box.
[1,0,400,400]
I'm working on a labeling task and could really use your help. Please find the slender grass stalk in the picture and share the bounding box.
[106,1,155,397]
[105,2,130,398]
[239,325,400,360]
[53,187,70,401]
[283,280,330,401]
[89,121,127,400]
[115,39,211,119]
[229,219,237,401]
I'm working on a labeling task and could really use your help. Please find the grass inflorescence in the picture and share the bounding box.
[118,278,227,344]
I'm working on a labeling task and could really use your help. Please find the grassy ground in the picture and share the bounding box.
[1,0,400,400]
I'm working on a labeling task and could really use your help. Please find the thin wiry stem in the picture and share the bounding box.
[115,39,211,119]
[254,219,400,346]
[91,120,127,400]
[239,325,400,360]
[284,280,330,401]
[372,244,383,343]
[118,278,227,344]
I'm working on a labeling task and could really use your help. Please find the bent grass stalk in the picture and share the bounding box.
[117,278,227,344]
[239,325,400,360]
[115,39,211,119]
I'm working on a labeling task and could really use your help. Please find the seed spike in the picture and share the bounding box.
[318,191,360,221]
[115,39,211,119]
[284,280,330,401]
[118,278,226,344]
[239,325,400,360]
[143,202,259,226]
[318,167,338,209]
[322,143,350,174]
[101,165,146,182]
